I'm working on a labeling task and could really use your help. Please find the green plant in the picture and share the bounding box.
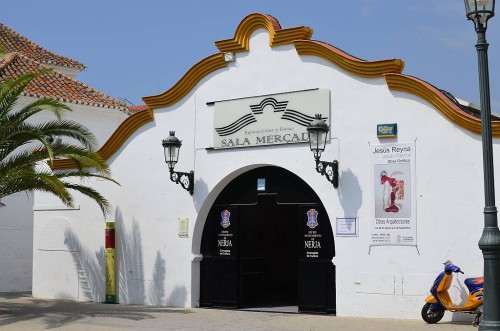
[0,71,118,215]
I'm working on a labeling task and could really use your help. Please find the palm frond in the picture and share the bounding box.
[0,170,73,207]
[0,72,43,118]
[1,120,97,151]
[54,170,120,186]
[0,70,118,216]
[61,182,111,216]
[7,98,71,125]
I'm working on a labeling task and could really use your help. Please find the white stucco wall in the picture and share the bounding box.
[32,29,498,321]
[0,192,34,292]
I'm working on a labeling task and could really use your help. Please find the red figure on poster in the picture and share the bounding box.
[380,171,400,213]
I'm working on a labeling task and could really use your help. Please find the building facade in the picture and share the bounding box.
[33,14,499,320]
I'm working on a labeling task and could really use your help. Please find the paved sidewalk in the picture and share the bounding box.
[0,293,475,330]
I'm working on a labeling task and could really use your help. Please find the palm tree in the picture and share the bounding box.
[0,71,118,215]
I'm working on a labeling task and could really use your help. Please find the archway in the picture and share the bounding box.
[199,166,335,313]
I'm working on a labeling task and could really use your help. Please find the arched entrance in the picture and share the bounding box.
[199,166,335,313]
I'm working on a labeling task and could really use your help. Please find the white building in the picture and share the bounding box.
[0,22,130,292]
[32,13,499,320]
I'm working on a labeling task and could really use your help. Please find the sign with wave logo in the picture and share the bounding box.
[213,89,330,149]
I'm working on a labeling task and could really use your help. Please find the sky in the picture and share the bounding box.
[0,0,498,112]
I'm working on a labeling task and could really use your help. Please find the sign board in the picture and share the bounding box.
[377,123,398,138]
[300,208,325,260]
[370,142,417,246]
[336,217,358,236]
[257,178,266,191]
[178,218,189,238]
[213,89,330,149]
[217,209,236,257]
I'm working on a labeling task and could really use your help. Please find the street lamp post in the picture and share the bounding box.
[464,1,500,330]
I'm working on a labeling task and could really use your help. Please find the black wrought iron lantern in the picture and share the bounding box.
[307,114,329,159]
[306,114,339,188]
[162,131,182,171]
[161,131,194,195]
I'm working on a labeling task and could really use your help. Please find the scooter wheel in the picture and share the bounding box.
[421,303,445,324]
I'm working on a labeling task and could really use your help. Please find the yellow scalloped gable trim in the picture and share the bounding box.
[215,13,313,52]
[294,40,405,78]
[385,73,500,136]
[52,13,497,171]
[142,53,227,110]
[50,108,155,170]
[144,14,312,111]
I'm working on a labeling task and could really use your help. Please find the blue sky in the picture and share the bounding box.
[1,0,498,111]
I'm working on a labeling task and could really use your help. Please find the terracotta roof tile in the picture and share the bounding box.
[0,53,127,112]
[128,104,149,113]
[0,23,85,70]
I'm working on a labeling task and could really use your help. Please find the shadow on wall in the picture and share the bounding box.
[63,208,176,306]
[64,229,105,302]
[116,209,145,304]
[167,286,188,306]
[193,178,209,213]
[116,207,185,306]
[147,251,166,306]
[337,169,363,217]
[450,278,475,323]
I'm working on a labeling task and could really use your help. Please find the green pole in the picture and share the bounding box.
[474,24,500,331]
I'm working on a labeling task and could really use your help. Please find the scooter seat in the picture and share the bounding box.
[465,277,483,293]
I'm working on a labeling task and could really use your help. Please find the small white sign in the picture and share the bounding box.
[257,178,266,191]
[178,218,189,238]
[336,217,358,236]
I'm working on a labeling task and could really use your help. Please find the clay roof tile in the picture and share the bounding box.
[128,104,149,113]
[0,23,86,70]
[0,53,127,112]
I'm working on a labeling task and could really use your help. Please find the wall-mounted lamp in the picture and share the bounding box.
[161,131,194,195]
[306,114,339,188]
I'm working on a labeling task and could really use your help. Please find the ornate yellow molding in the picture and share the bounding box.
[385,73,500,136]
[144,14,312,111]
[294,40,405,78]
[50,108,155,170]
[52,13,497,171]
[215,13,313,52]
[142,53,227,110]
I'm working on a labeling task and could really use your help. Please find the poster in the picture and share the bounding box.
[371,142,416,246]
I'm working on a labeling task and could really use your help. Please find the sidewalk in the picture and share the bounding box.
[0,292,474,330]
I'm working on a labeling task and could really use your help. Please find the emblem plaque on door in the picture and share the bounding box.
[220,209,231,228]
[306,209,319,229]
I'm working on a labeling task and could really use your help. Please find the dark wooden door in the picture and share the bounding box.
[298,205,336,313]
[200,206,239,308]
